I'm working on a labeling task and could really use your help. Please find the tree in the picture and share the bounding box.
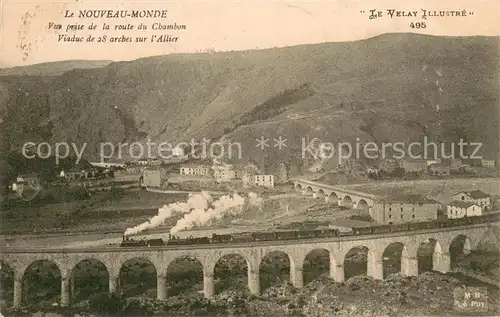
[392,167,405,178]
[88,292,124,316]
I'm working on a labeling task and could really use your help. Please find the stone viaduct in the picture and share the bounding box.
[0,222,492,308]
[293,179,382,211]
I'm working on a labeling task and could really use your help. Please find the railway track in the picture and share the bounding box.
[0,225,173,240]
[2,218,498,254]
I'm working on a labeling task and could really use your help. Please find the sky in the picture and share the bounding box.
[1,0,499,68]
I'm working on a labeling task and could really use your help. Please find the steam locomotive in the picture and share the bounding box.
[119,212,499,248]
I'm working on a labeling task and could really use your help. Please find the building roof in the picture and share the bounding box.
[456,190,491,199]
[181,164,209,168]
[211,163,233,170]
[385,194,439,204]
[448,201,478,209]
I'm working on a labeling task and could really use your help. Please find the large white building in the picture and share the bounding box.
[447,201,483,219]
[212,164,235,182]
[253,175,275,188]
[180,165,211,176]
[372,194,439,224]
[452,190,491,211]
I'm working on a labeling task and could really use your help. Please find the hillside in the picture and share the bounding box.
[0,60,112,76]
[0,33,498,182]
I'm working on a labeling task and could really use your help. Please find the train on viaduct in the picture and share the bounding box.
[1,218,495,308]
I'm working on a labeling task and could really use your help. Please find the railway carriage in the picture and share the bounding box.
[353,226,373,235]
[390,223,409,233]
[454,217,469,226]
[146,238,164,246]
[117,213,498,248]
[318,228,339,238]
[372,225,391,234]
[121,239,147,247]
[231,233,255,243]
[167,238,191,245]
[425,221,438,229]
[408,221,427,231]
[295,230,313,239]
[276,231,297,240]
[212,233,232,243]
[253,232,277,241]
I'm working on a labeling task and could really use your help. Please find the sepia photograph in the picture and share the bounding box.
[0,0,499,316]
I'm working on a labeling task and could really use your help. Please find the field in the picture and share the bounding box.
[343,177,500,203]
[0,189,187,235]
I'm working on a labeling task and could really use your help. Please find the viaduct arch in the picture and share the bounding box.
[0,223,490,308]
[293,180,380,212]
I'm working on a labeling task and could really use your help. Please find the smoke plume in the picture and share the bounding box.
[124,191,261,236]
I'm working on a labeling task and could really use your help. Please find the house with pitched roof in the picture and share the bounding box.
[452,190,491,211]
[374,194,439,224]
[447,201,483,219]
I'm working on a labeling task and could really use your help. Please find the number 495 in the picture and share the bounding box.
[410,22,426,29]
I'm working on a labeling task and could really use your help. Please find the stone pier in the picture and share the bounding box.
[290,266,304,288]
[13,276,22,308]
[367,253,383,280]
[109,275,120,295]
[401,256,419,277]
[248,270,260,295]
[203,272,215,299]
[330,263,345,283]
[433,251,451,273]
[157,275,167,300]
[60,276,70,307]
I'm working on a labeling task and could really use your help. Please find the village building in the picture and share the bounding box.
[253,175,275,188]
[179,165,211,176]
[172,146,185,157]
[11,173,40,195]
[136,157,161,166]
[378,158,399,173]
[449,158,463,171]
[372,194,439,224]
[242,172,254,187]
[481,159,496,168]
[234,163,262,185]
[426,159,442,166]
[62,168,88,181]
[459,163,473,173]
[162,156,187,164]
[212,164,235,182]
[452,190,491,211]
[277,163,288,184]
[141,168,167,188]
[366,166,379,174]
[428,163,450,176]
[89,161,126,169]
[233,166,245,180]
[399,159,427,174]
[447,201,483,219]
